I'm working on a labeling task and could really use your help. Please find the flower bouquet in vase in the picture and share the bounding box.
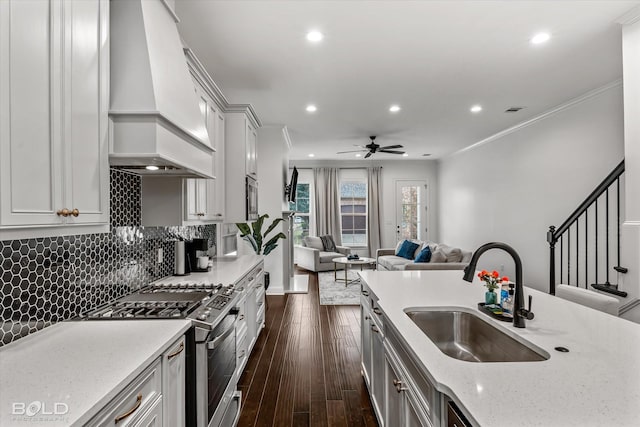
[477,270,509,305]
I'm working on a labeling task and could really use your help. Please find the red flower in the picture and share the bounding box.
[492,270,499,278]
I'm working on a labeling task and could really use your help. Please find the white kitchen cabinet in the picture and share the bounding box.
[162,337,185,427]
[225,107,261,222]
[132,396,163,427]
[0,0,109,238]
[186,49,226,222]
[361,302,373,387]
[371,315,386,423]
[86,359,163,427]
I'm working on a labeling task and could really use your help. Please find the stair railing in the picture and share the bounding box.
[547,160,627,296]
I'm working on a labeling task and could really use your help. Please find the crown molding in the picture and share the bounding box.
[616,5,640,25]
[184,47,229,110]
[448,79,623,158]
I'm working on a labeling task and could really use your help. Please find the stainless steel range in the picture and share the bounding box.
[85,281,242,427]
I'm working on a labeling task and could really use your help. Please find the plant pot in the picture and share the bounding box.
[485,291,497,305]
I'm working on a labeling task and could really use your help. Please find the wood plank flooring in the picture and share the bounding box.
[237,269,379,427]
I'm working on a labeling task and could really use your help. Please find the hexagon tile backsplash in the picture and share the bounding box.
[0,169,217,346]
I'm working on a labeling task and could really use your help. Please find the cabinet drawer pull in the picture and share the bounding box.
[239,350,246,359]
[114,393,142,423]
[255,284,263,290]
[373,307,382,316]
[364,315,370,321]
[362,290,369,296]
[239,314,245,321]
[248,276,254,281]
[371,325,379,333]
[167,342,184,360]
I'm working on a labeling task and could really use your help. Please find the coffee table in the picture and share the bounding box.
[332,256,377,286]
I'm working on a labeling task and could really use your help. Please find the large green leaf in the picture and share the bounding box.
[263,217,284,238]
[236,222,251,237]
[241,234,259,254]
[251,214,268,253]
[263,232,286,256]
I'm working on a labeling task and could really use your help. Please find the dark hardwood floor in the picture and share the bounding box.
[237,269,379,427]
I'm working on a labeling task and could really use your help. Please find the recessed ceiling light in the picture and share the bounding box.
[308,153,315,157]
[355,153,362,157]
[470,105,483,113]
[389,105,401,113]
[530,32,551,45]
[402,153,409,157]
[306,31,323,42]
[306,104,317,113]
[145,165,159,171]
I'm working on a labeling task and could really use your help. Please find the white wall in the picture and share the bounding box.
[291,159,438,255]
[257,125,290,295]
[438,84,624,291]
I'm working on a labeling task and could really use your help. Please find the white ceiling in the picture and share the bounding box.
[175,0,639,161]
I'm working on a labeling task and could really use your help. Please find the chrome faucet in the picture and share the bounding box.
[462,242,534,328]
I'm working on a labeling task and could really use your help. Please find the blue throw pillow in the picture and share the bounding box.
[414,246,432,263]
[396,240,420,260]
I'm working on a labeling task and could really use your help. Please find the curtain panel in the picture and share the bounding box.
[313,167,342,245]
[367,166,382,255]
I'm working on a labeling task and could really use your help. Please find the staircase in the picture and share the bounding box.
[547,160,628,296]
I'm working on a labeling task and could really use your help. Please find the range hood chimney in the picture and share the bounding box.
[109,0,214,178]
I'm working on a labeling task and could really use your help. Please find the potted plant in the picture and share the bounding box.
[236,214,287,290]
[236,214,286,255]
[477,270,509,305]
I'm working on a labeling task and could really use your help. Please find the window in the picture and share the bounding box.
[289,183,310,245]
[340,181,367,246]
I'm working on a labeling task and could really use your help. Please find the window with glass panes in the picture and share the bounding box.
[340,181,367,246]
[289,183,310,246]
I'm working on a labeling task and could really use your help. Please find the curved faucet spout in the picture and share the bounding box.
[463,242,529,328]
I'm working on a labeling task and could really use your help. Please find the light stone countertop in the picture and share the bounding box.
[359,270,640,427]
[0,255,264,426]
[153,254,263,286]
[0,319,191,426]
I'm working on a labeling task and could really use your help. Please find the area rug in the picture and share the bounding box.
[318,270,361,305]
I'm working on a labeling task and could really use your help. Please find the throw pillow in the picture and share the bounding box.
[303,236,324,250]
[396,240,420,260]
[320,235,337,252]
[440,246,463,263]
[414,246,432,263]
[430,249,446,263]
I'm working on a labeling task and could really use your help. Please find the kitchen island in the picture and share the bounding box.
[359,270,640,427]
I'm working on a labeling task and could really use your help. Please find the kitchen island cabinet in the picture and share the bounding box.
[0,0,109,239]
[359,270,640,427]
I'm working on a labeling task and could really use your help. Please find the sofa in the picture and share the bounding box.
[377,239,472,271]
[295,236,352,272]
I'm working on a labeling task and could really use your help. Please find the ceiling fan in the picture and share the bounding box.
[337,136,405,158]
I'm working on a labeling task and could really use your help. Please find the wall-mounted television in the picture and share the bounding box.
[285,166,299,203]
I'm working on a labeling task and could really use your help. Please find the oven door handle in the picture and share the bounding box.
[206,324,235,350]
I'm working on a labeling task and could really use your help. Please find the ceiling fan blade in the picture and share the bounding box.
[379,144,403,150]
[364,152,373,159]
[337,149,367,154]
[378,150,405,155]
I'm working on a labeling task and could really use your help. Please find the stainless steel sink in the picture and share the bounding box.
[405,309,549,362]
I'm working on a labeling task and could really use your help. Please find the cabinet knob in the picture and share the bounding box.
[70,208,79,217]
[371,325,379,333]
[57,208,70,217]
[373,307,382,316]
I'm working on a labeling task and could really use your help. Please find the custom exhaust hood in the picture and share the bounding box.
[109,0,214,178]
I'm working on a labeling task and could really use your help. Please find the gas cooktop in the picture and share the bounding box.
[85,281,239,327]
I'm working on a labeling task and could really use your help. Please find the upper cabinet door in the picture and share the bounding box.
[0,0,109,232]
[64,0,109,225]
[246,122,258,177]
[0,0,64,226]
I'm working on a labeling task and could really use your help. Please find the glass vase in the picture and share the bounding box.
[485,290,497,305]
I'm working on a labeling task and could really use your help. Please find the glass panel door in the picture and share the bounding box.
[395,181,427,242]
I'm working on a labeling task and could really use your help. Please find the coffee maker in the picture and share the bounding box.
[185,238,209,273]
